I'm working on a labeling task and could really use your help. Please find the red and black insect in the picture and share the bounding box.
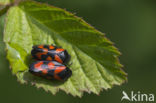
[29,61,72,81]
[31,45,70,64]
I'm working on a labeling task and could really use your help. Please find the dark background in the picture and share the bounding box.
[0,0,156,103]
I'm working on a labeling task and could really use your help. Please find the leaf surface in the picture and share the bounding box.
[0,0,12,5]
[4,1,127,97]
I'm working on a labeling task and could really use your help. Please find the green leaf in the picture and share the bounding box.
[0,0,13,5]
[4,1,127,97]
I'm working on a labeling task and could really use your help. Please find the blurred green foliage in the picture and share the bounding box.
[0,0,156,103]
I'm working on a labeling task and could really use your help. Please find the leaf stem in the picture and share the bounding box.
[14,0,30,5]
[0,4,12,17]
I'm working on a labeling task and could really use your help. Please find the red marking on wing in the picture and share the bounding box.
[38,45,44,49]
[49,45,55,49]
[34,62,43,70]
[43,48,48,52]
[48,62,55,69]
[54,66,66,74]
[36,52,47,59]
[36,53,42,59]
[55,48,64,53]
[46,56,52,61]
[55,55,63,63]
[42,69,48,74]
